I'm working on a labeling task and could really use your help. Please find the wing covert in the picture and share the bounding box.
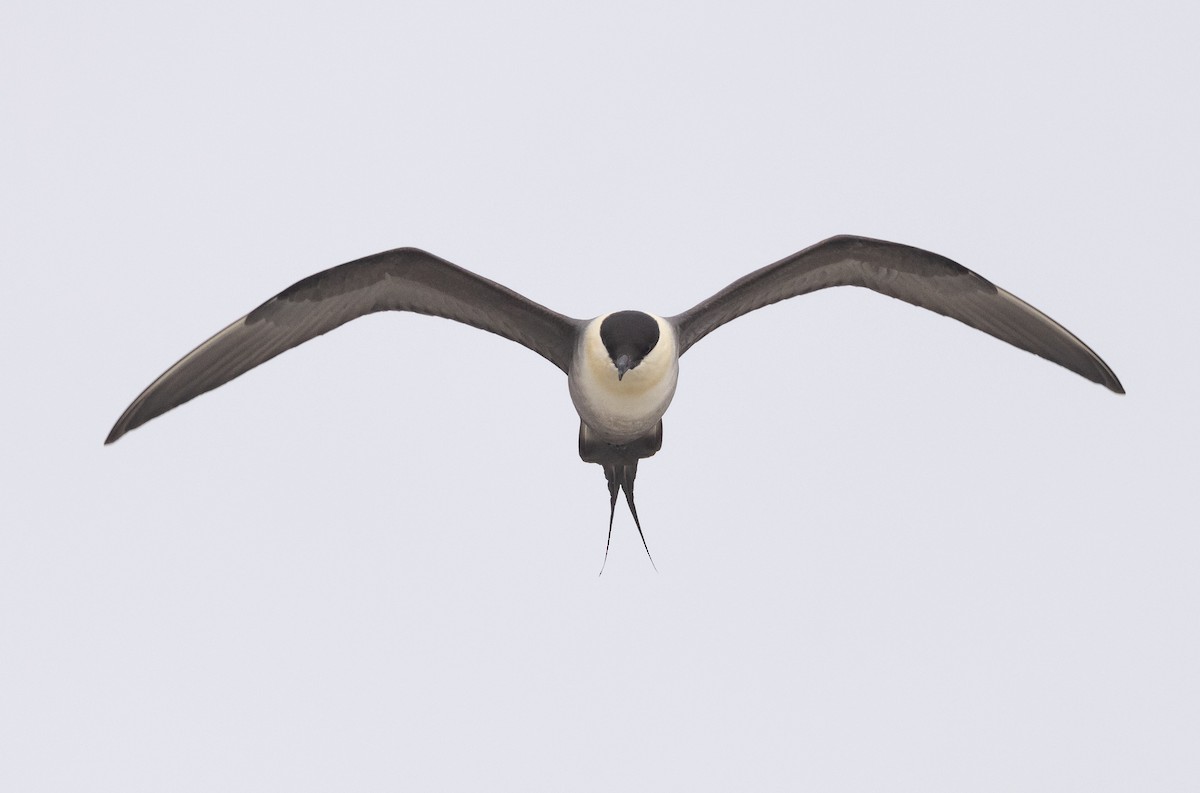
[669,235,1122,393]
[106,247,581,443]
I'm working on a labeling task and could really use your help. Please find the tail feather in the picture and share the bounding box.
[600,461,657,573]
[601,470,620,574]
[581,421,663,572]
[621,467,657,572]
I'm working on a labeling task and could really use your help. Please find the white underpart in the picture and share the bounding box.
[568,313,679,444]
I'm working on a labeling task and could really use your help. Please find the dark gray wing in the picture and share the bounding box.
[107,247,582,443]
[670,235,1123,393]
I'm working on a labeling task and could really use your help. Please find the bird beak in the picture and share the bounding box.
[615,354,632,380]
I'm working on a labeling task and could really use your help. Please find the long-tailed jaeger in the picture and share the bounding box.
[106,235,1123,566]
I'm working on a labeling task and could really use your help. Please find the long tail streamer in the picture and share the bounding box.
[599,462,657,574]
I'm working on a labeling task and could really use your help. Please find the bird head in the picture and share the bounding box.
[599,310,661,381]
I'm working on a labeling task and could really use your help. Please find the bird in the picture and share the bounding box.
[106,235,1123,566]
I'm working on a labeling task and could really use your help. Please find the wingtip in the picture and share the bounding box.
[1097,364,1125,395]
[104,416,131,445]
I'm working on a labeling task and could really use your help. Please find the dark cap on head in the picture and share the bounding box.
[600,311,660,379]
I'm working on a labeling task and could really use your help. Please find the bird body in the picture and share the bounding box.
[106,235,1123,565]
[570,312,679,445]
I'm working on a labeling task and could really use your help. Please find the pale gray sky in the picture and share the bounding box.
[3,1,1197,790]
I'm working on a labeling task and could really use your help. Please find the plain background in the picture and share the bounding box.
[3,1,1197,790]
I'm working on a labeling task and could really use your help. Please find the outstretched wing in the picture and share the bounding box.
[670,235,1123,393]
[106,247,582,443]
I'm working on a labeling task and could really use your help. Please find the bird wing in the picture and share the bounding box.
[669,235,1123,393]
[106,247,582,443]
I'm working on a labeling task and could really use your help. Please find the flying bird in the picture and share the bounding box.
[106,235,1123,565]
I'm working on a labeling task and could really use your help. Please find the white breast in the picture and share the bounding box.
[568,313,679,444]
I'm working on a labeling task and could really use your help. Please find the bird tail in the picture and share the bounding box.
[579,421,662,573]
[601,461,656,573]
